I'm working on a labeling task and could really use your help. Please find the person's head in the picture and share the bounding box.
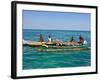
[49,34,51,38]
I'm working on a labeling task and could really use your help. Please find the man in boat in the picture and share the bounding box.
[40,34,48,47]
[48,34,52,42]
[40,34,44,43]
[78,35,84,45]
[78,35,88,45]
[70,36,78,46]
[70,36,74,42]
[67,36,79,46]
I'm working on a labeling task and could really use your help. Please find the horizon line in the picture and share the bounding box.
[23,28,90,31]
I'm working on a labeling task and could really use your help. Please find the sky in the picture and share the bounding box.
[22,10,91,31]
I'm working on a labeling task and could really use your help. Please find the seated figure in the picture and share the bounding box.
[40,34,44,45]
[48,34,52,42]
[67,36,79,46]
[78,35,84,45]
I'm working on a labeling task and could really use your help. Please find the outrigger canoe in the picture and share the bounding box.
[23,40,90,52]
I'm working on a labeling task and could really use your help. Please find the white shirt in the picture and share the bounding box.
[48,38,52,42]
[83,40,87,45]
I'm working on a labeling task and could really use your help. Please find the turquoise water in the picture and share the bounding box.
[23,29,91,69]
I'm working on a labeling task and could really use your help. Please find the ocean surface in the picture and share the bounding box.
[23,29,91,70]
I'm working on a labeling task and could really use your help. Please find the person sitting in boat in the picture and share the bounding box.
[40,34,44,44]
[48,34,52,42]
[70,36,77,46]
[67,36,79,46]
[70,36,74,42]
[78,35,84,45]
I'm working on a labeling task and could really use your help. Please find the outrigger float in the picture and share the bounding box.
[23,40,90,52]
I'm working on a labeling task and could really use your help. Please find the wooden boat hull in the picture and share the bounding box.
[37,45,90,52]
[23,40,90,51]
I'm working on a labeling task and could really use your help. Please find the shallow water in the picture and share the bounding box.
[23,29,91,69]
